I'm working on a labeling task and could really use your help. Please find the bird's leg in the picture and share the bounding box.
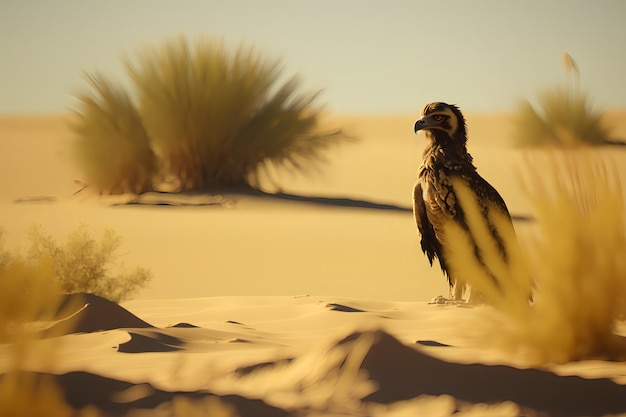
[464,285,476,304]
[452,279,464,302]
[465,285,487,304]
[433,281,465,305]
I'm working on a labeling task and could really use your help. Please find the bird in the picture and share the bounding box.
[412,102,516,302]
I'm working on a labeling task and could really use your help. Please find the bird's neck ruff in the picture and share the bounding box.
[422,130,474,168]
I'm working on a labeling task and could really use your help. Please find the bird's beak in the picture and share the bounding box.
[414,116,436,134]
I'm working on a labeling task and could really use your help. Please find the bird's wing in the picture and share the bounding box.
[413,181,445,270]
[463,172,512,219]
[450,171,516,268]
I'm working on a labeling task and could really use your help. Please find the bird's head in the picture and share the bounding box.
[414,102,468,144]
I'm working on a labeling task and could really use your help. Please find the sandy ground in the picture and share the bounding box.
[2,112,626,416]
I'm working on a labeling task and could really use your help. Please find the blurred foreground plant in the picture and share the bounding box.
[513,156,626,361]
[73,36,348,194]
[0,229,60,343]
[444,154,626,363]
[514,52,612,147]
[0,226,233,416]
[0,230,74,416]
[26,223,153,303]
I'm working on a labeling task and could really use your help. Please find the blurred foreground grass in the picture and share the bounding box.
[447,154,626,363]
[0,227,235,416]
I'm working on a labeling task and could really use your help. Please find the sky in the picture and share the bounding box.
[1,0,625,114]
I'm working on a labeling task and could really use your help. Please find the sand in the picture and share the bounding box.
[2,112,626,416]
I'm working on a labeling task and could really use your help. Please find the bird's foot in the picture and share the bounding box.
[428,295,465,305]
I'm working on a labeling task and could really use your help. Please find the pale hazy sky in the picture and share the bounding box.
[2,0,625,114]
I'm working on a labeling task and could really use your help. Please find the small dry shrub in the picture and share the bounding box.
[25,223,153,303]
[0,230,74,416]
[514,53,612,147]
[73,36,348,194]
[0,230,59,342]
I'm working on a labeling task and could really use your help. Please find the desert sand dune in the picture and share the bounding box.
[3,293,626,416]
[2,113,626,416]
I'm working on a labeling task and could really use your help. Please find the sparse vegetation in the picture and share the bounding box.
[73,72,157,194]
[1,224,151,306]
[73,36,348,194]
[26,224,153,303]
[513,156,626,361]
[1,230,59,342]
[0,263,74,417]
[0,227,72,416]
[514,53,612,147]
[0,225,230,417]
[445,155,626,363]
[498,55,626,360]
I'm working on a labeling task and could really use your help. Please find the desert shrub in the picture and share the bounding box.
[2,227,218,417]
[513,156,626,361]
[73,36,347,194]
[0,255,74,416]
[514,53,611,147]
[445,154,626,363]
[73,72,157,194]
[26,224,153,303]
[0,232,59,342]
[0,258,60,357]
[1,229,90,417]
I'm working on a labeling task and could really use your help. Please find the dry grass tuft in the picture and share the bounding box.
[444,155,626,363]
[512,155,626,362]
[0,230,73,416]
[514,53,612,147]
[73,72,157,194]
[72,36,349,194]
[0,233,59,344]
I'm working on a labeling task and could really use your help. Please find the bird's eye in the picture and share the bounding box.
[433,115,444,122]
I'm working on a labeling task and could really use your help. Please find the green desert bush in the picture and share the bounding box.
[514,53,612,147]
[73,72,157,194]
[26,224,153,303]
[73,36,347,193]
[445,155,626,363]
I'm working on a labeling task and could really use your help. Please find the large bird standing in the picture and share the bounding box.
[412,102,516,302]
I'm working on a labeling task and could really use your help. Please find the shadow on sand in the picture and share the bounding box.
[20,294,626,416]
[257,190,411,212]
[0,370,287,417]
[111,188,534,221]
[350,330,626,417]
